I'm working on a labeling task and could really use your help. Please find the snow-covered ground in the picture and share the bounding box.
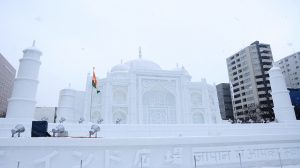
[256,165,300,168]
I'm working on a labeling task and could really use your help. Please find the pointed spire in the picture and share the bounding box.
[138,46,142,59]
[32,40,36,47]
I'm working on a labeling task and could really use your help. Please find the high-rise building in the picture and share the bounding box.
[274,52,300,89]
[288,88,300,120]
[216,83,234,120]
[226,41,274,122]
[0,53,16,117]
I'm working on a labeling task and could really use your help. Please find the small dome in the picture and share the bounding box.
[111,63,129,72]
[124,58,161,71]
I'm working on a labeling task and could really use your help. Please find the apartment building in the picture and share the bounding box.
[226,41,274,121]
[216,83,234,120]
[0,53,16,117]
[275,52,300,89]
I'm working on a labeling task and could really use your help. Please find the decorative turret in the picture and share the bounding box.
[57,87,76,123]
[6,42,42,119]
[269,65,296,122]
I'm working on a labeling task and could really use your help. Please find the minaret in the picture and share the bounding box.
[57,86,76,123]
[6,42,42,119]
[138,46,142,59]
[269,65,296,122]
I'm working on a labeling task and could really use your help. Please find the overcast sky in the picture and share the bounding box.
[1,0,299,106]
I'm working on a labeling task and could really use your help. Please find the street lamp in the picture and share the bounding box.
[89,125,100,138]
[78,117,85,124]
[52,124,68,137]
[11,124,25,137]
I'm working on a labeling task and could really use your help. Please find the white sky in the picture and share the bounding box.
[0,0,299,106]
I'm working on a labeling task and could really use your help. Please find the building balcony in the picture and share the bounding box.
[257,84,264,88]
[260,52,272,57]
[260,48,271,52]
[258,97,267,101]
[256,78,263,82]
[261,58,273,63]
[263,65,272,69]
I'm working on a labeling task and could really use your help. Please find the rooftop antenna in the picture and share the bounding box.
[32,40,36,47]
[139,46,142,59]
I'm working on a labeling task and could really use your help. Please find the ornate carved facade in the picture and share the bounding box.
[82,57,221,124]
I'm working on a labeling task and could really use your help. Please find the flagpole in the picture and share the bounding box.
[90,67,95,122]
[90,83,93,122]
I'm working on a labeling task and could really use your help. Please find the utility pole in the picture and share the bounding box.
[194,155,197,168]
[239,153,243,168]
[140,156,143,168]
[278,151,283,168]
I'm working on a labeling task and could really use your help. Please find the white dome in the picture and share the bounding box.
[111,63,130,72]
[124,58,161,71]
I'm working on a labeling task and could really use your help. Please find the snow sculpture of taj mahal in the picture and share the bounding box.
[57,50,222,124]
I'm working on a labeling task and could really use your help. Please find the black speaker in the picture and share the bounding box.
[31,121,51,137]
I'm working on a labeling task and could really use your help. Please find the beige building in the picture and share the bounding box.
[275,52,300,89]
[0,53,16,117]
[226,41,274,121]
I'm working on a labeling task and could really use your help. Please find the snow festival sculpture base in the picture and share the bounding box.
[1,46,300,168]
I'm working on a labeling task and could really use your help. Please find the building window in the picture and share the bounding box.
[235,100,241,104]
[234,94,241,98]
[233,88,240,92]
[233,82,239,87]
